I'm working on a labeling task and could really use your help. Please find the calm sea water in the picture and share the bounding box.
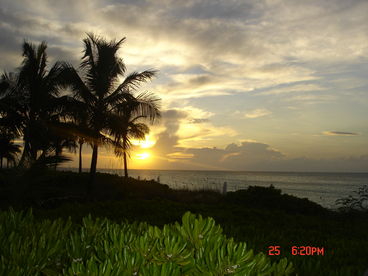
[63,168,368,209]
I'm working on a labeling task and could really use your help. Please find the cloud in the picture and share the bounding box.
[322,131,359,136]
[189,119,210,124]
[285,94,335,103]
[2,0,368,96]
[150,139,368,172]
[166,152,194,159]
[259,155,368,173]
[244,108,271,119]
[260,83,325,95]
[153,107,237,151]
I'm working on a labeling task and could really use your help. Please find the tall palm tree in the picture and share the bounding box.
[63,101,90,173]
[0,41,74,168]
[60,34,158,188]
[111,92,160,178]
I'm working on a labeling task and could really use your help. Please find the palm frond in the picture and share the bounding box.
[59,63,96,105]
[34,154,72,168]
[37,41,48,78]
[134,92,161,123]
[107,70,157,104]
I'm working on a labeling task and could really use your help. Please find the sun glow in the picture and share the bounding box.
[135,152,151,160]
[131,135,156,149]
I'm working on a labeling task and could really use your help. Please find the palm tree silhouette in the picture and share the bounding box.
[111,92,160,178]
[0,41,74,168]
[60,34,159,188]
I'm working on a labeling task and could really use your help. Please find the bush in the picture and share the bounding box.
[225,185,327,215]
[0,208,294,275]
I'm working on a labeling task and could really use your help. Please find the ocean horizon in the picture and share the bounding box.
[59,168,368,210]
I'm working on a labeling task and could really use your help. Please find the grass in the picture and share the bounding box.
[1,168,367,275]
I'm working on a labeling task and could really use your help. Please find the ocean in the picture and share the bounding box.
[62,168,368,209]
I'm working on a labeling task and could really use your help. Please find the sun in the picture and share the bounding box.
[135,152,151,160]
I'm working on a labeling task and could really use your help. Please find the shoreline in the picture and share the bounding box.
[58,168,368,210]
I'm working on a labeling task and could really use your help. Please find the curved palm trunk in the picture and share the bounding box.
[78,140,83,173]
[88,143,98,192]
[18,139,30,168]
[54,147,62,170]
[19,131,37,168]
[123,137,128,178]
[123,151,128,178]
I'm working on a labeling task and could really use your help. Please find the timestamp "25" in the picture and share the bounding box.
[268,245,324,256]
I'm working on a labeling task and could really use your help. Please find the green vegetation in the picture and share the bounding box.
[1,170,367,275]
[0,209,293,275]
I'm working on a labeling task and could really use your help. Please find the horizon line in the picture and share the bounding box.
[58,167,368,174]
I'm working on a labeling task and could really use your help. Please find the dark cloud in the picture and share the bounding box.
[259,155,368,172]
[47,45,80,66]
[0,29,23,71]
[184,141,284,170]
[167,0,259,21]
[189,119,209,124]
[153,109,186,155]
[152,138,368,172]
[188,75,213,86]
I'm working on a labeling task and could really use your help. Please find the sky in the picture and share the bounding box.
[0,0,367,172]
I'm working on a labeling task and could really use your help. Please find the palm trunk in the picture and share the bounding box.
[54,148,61,170]
[123,151,128,178]
[18,140,30,168]
[123,137,128,178]
[78,140,83,173]
[88,143,98,192]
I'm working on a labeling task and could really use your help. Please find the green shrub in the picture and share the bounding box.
[0,208,293,275]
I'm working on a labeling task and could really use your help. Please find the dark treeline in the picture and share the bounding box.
[0,33,161,190]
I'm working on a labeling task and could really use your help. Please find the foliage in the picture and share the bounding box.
[0,42,76,168]
[0,209,293,275]
[1,171,368,275]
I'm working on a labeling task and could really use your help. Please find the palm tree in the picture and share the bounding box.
[0,41,74,168]
[111,92,160,178]
[60,34,158,188]
[63,102,90,173]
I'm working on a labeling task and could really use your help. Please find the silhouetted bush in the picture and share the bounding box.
[225,185,327,215]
